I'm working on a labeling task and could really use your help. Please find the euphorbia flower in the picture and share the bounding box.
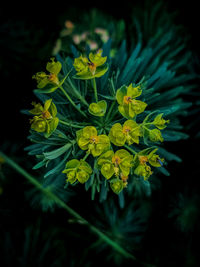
[62,159,92,184]
[29,99,59,138]
[76,126,110,157]
[33,58,69,93]
[97,149,133,179]
[88,100,107,117]
[73,49,108,79]
[109,120,142,146]
[116,83,147,119]
[133,148,164,179]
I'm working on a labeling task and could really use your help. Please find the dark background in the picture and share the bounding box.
[0,0,200,266]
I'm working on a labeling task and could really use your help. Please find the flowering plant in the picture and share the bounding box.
[26,46,173,196]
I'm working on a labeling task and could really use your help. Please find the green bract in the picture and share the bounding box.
[147,149,164,167]
[88,100,107,117]
[109,120,142,146]
[97,149,133,180]
[116,83,147,119]
[73,49,108,79]
[29,99,59,138]
[76,126,110,157]
[33,58,70,94]
[134,164,152,180]
[110,179,124,194]
[133,148,164,179]
[152,113,170,130]
[148,129,164,142]
[62,159,92,184]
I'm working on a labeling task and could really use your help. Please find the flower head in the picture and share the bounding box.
[76,126,110,157]
[133,148,164,179]
[73,49,108,79]
[109,120,142,146]
[33,58,61,88]
[62,159,92,184]
[116,83,147,119]
[97,149,133,180]
[29,99,59,138]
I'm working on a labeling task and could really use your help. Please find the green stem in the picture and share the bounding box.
[124,144,137,155]
[105,100,116,122]
[0,151,135,261]
[82,152,90,161]
[68,78,89,107]
[59,120,83,129]
[143,126,151,132]
[59,86,87,118]
[91,78,98,102]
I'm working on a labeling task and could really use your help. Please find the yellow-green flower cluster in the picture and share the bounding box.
[133,149,164,180]
[109,120,142,146]
[73,49,108,79]
[30,50,170,195]
[32,58,61,91]
[62,159,92,184]
[29,99,59,138]
[116,83,147,119]
[76,126,110,157]
[97,149,133,193]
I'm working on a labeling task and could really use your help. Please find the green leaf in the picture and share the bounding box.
[44,148,72,178]
[43,143,73,160]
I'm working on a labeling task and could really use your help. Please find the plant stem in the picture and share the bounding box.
[67,78,89,107]
[0,151,136,261]
[105,100,116,122]
[59,86,87,118]
[82,152,90,161]
[91,78,98,102]
[59,120,83,129]
[124,144,137,155]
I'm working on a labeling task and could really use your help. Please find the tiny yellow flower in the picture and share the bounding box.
[116,83,147,119]
[97,149,133,180]
[73,49,108,80]
[62,159,92,184]
[29,99,59,138]
[33,58,61,88]
[133,148,164,180]
[109,120,142,146]
[76,126,110,157]
[33,58,70,94]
